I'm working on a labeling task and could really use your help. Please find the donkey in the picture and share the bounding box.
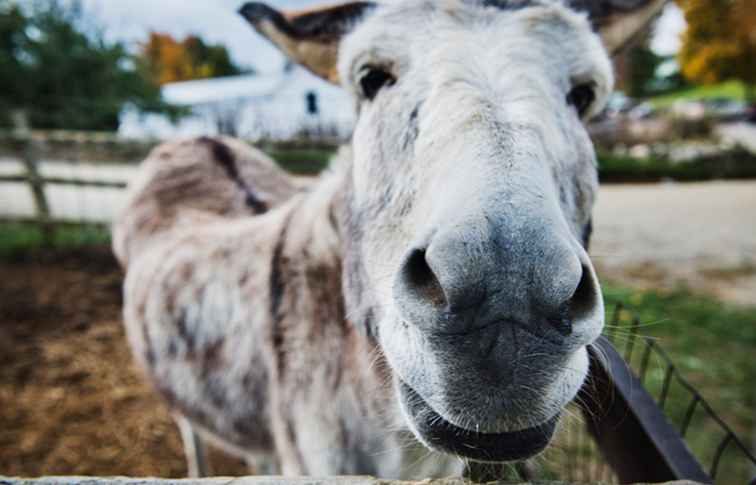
[114,0,666,478]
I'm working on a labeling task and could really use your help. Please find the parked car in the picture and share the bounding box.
[744,104,756,123]
[627,101,656,120]
[704,97,747,121]
[671,99,706,120]
[604,91,635,116]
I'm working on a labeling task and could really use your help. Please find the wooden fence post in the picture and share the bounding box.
[17,137,54,245]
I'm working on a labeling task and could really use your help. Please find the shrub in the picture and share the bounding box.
[598,146,756,183]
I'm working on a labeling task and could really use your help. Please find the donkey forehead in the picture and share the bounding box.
[339,0,612,92]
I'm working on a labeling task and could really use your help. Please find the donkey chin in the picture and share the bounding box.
[387,326,597,462]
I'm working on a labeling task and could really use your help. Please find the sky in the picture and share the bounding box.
[81,0,319,74]
[651,3,686,56]
[81,0,687,74]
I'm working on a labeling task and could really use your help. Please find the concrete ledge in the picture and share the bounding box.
[0,477,709,485]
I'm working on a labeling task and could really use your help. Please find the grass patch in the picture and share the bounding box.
[597,148,756,183]
[543,284,756,482]
[649,80,750,109]
[0,222,110,259]
[601,284,756,482]
[266,148,335,175]
[602,284,756,426]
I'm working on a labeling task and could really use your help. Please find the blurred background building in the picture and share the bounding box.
[119,65,354,141]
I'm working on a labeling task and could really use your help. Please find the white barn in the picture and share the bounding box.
[119,65,355,141]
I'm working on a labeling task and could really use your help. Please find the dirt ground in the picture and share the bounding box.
[0,247,248,477]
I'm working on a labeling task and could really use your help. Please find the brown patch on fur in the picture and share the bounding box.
[141,321,156,368]
[241,372,255,390]
[328,204,340,234]
[167,340,178,358]
[179,262,194,281]
[285,418,307,474]
[239,270,251,286]
[232,417,257,437]
[164,290,177,316]
[203,340,225,374]
[176,310,196,352]
[208,384,227,409]
[155,383,179,409]
[269,209,296,379]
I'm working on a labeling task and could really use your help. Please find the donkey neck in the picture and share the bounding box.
[275,154,348,278]
[270,145,392,371]
[267,150,401,445]
[265,147,363,360]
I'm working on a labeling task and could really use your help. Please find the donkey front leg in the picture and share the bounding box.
[175,414,212,477]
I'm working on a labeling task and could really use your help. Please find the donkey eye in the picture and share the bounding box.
[358,66,395,101]
[567,83,595,117]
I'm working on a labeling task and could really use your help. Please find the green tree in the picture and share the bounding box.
[626,41,664,98]
[0,0,178,131]
[625,42,688,98]
[0,1,31,125]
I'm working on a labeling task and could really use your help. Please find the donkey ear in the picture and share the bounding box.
[239,2,375,84]
[572,0,668,55]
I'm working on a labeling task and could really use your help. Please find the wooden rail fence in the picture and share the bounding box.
[0,132,138,242]
[0,130,336,241]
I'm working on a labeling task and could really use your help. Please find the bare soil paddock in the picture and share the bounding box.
[0,248,247,477]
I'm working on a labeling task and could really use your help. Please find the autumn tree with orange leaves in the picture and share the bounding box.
[678,0,756,100]
[140,32,247,85]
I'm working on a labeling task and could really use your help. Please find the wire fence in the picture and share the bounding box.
[517,301,756,484]
[604,302,755,484]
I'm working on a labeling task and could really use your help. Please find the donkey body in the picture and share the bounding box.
[114,0,666,478]
[116,138,438,476]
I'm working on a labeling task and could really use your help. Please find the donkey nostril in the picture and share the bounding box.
[570,265,597,321]
[401,248,446,308]
[548,264,598,335]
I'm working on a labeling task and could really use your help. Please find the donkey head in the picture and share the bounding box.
[241,0,664,462]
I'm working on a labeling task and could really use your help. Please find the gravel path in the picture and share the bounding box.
[592,181,756,305]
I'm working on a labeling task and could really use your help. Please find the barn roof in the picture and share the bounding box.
[162,73,285,106]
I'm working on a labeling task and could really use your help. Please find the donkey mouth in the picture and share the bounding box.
[399,380,559,462]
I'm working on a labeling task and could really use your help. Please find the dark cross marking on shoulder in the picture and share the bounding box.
[199,137,269,214]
